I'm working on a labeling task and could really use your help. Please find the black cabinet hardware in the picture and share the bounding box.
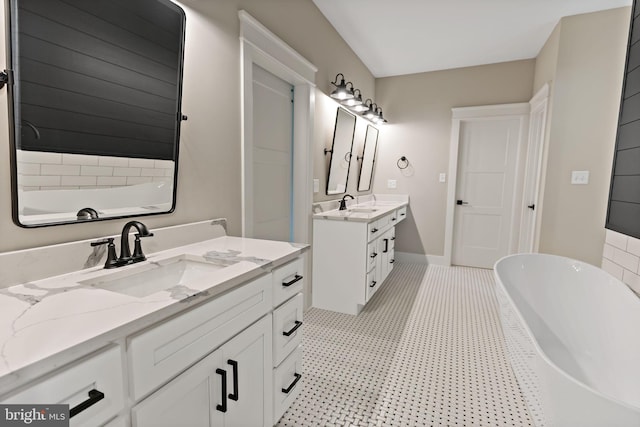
[390,259,395,264]
[370,252,378,259]
[401,213,406,216]
[282,373,302,394]
[228,360,239,401]
[216,369,227,412]
[383,239,389,253]
[283,321,303,336]
[369,280,377,288]
[371,228,378,233]
[390,236,395,241]
[528,204,535,210]
[391,217,396,221]
[70,389,104,418]
[282,274,303,287]
[456,200,469,205]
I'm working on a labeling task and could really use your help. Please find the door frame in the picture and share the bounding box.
[239,11,316,244]
[443,103,530,266]
[518,83,550,252]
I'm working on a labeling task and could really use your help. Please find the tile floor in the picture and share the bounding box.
[276,262,533,427]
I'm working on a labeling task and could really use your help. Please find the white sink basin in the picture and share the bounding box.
[81,254,225,297]
[348,207,378,213]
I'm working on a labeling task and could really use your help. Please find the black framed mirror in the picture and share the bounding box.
[357,125,378,192]
[6,0,186,227]
[326,107,356,195]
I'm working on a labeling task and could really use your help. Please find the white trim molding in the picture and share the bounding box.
[395,251,448,266]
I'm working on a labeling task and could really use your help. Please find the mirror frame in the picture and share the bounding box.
[326,107,356,195]
[357,125,378,192]
[6,0,186,228]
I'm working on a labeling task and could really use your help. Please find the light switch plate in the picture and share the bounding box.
[571,170,589,185]
[387,179,397,189]
[439,173,446,183]
[313,179,319,193]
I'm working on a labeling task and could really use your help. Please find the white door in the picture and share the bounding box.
[452,116,524,268]
[518,84,549,253]
[250,64,294,241]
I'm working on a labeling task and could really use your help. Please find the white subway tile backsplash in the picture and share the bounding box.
[155,159,174,169]
[41,164,81,176]
[602,258,624,280]
[605,229,628,250]
[97,176,127,186]
[17,151,62,164]
[129,158,155,168]
[98,156,129,167]
[602,230,640,295]
[61,176,97,186]
[626,236,640,258]
[140,168,165,177]
[62,153,99,166]
[20,175,61,187]
[113,167,141,177]
[602,243,615,261]
[81,166,113,176]
[622,269,640,294]
[612,247,640,272]
[126,176,153,185]
[17,162,41,175]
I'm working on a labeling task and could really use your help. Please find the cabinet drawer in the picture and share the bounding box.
[377,213,391,230]
[396,206,407,222]
[365,269,378,302]
[272,257,304,307]
[273,293,303,366]
[273,346,302,425]
[3,346,124,427]
[367,220,381,241]
[128,274,272,400]
[367,242,377,271]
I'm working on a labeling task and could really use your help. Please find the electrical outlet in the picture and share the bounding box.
[387,179,397,189]
[571,171,589,185]
[313,179,319,193]
[439,173,446,183]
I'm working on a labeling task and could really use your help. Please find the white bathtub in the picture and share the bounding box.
[494,253,640,427]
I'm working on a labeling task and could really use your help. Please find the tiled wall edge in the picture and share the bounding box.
[602,229,640,296]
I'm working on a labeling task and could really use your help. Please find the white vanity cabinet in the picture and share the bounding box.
[132,316,272,427]
[313,205,405,315]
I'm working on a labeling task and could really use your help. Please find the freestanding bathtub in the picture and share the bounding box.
[494,253,640,427]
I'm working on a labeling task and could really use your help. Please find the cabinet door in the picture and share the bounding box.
[132,349,224,427]
[221,315,273,427]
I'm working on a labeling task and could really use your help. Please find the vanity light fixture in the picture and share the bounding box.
[364,101,378,121]
[342,88,363,108]
[330,73,354,100]
[374,107,388,124]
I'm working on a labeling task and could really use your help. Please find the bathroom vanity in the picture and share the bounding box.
[0,228,307,427]
[312,195,408,315]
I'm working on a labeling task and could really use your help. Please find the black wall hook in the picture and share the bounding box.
[397,156,409,169]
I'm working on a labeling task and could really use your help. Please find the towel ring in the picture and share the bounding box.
[397,156,409,170]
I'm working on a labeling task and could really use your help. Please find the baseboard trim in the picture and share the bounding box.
[396,252,448,266]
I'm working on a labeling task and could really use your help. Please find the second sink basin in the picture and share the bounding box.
[348,207,378,213]
[81,254,225,298]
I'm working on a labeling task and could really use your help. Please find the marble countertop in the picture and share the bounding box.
[313,200,408,223]
[0,236,307,395]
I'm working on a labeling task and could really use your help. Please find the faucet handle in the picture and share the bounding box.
[90,238,120,269]
[132,233,153,261]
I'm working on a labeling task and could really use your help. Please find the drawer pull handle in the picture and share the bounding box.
[228,359,239,401]
[391,217,396,221]
[283,274,303,287]
[371,228,378,233]
[216,369,227,412]
[283,320,303,336]
[390,259,395,264]
[383,238,389,253]
[69,389,104,418]
[282,373,302,394]
[370,252,377,259]
[390,236,396,241]
[369,280,377,288]
[401,213,405,216]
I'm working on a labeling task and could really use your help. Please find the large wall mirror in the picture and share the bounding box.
[7,0,186,227]
[357,125,378,192]
[326,108,356,195]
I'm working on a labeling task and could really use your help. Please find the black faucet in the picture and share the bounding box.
[90,221,154,269]
[339,194,354,210]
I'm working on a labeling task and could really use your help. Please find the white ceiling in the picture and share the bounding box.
[312,0,632,78]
